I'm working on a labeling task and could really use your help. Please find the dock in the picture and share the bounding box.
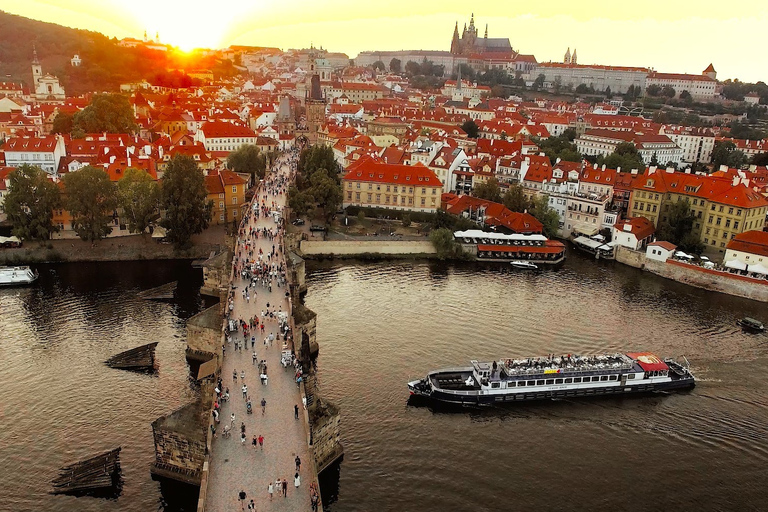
[137,281,177,300]
[51,447,121,496]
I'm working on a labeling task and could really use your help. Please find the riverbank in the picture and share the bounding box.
[299,240,438,259]
[0,226,227,264]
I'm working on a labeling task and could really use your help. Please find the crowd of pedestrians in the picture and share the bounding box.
[210,148,318,512]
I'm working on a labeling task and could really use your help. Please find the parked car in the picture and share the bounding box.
[309,224,327,232]
[292,219,305,226]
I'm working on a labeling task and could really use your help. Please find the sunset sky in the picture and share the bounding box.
[3,0,767,83]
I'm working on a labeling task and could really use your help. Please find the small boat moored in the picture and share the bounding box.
[0,266,38,287]
[738,317,765,333]
[510,260,538,270]
[409,351,695,406]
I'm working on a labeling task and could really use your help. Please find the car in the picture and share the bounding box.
[292,219,305,226]
[309,224,327,232]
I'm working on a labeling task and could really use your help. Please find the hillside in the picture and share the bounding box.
[0,11,241,96]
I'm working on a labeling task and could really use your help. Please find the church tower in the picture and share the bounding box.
[564,47,571,65]
[451,22,461,54]
[305,74,326,144]
[571,48,577,65]
[31,46,42,85]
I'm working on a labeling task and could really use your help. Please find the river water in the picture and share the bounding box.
[2,252,767,511]
[0,261,211,512]
[306,248,768,512]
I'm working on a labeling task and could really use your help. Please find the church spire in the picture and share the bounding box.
[470,13,475,29]
[564,47,571,64]
[32,44,39,65]
[484,24,488,39]
[572,48,577,65]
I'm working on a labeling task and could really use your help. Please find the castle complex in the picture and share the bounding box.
[450,13,515,58]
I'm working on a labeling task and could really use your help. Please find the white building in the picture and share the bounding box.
[576,129,684,166]
[645,70,717,100]
[659,125,715,164]
[646,240,677,262]
[3,135,66,174]
[31,49,66,101]
[612,217,656,251]
[535,63,648,94]
[194,121,258,152]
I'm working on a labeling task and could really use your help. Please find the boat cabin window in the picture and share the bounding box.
[507,381,516,388]
[627,374,635,379]
[600,376,608,382]
[518,381,525,387]
[609,375,618,381]
[555,378,563,384]
[536,380,544,386]
[544,379,553,385]
[573,377,582,383]
[491,382,500,389]
[564,378,573,384]
[592,376,600,382]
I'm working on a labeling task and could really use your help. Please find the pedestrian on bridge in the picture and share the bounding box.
[261,398,266,415]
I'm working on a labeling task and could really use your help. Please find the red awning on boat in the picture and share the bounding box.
[626,352,669,372]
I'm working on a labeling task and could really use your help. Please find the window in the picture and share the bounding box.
[555,378,563,384]
[592,376,600,382]
[728,207,734,215]
[564,378,573,384]
[536,380,544,386]
[546,379,554,385]
[219,201,224,209]
[627,374,635,380]
[491,382,500,389]
[232,186,237,193]
[716,217,721,226]
[725,219,731,228]
[573,377,582,383]
[518,381,525,387]
[609,375,618,381]
[734,221,739,230]
[232,197,237,204]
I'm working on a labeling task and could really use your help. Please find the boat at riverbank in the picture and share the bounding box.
[511,260,538,270]
[738,317,765,333]
[455,230,566,265]
[408,352,695,406]
[0,266,38,286]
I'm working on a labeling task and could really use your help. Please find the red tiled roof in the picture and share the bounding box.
[205,174,225,195]
[726,230,768,258]
[648,241,677,251]
[343,158,441,187]
[616,217,655,240]
[199,121,257,139]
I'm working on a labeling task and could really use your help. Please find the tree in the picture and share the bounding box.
[679,90,692,102]
[711,140,747,169]
[288,185,313,218]
[472,177,502,202]
[461,119,479,138]
[529,195,560,239]
[401,213,411,228]
[71,93,138,136]
[657,199,703,254]
[575,83,589,94]
[372,60,385,72]
[604,86,612,99]
[63,166,118,242]
[429,228,464,260]
[598,142,645,172]
[536,132,581,162]
[649,153,660,166]
[160,155,212,248]
[405,60,421,76]
[502,183,530,213]
[227,144,267,180]
[532,74,545,91]
[750,152,768,166]
[308,171,342,222]
[646,84,661,97]
[51,111,73,134]
[662,86,676,98]
[4,164,61,241]
[389,58,401,74]
[298,145,337,189]
[117,168,159,234]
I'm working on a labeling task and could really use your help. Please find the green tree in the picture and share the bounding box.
[117,168,159,234]
[429,227,464,260]
[529,195,560,239]
[298,145,337,189]
[405,61,421,76]
[372,60,385,72]
[51,111,73,134]
[502,183,530,213]
[711,140,747,169]
[401,213,411,228]
[160,155,212,248]
[532,74,545,91]
[63,166,118,242]
[227,144,267,180]
[679,90,692,101]
[308,171,342,222]
[536,132,581,162]
[646,84,661,97]
[72,94,137,136]
[461,119,479,138]
[750,152,768,166]
[598,142,645,172]
[4,164,61,241]
[657,199,703,254]
[389,58,401,74]
[662,86,676,98]
[604,86,612,99]
[575,83,589,94]
[472,177,502,202]
[287,185,313,217]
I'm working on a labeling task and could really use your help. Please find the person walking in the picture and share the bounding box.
[231,413,236,427]
[294,472,301,488]
[282,478,288,497]
[294,404,299,419]
[242,384,248,399]
[275,478,282,497]
[238,490,247,511]
[295,455,301,472]
[261,398,266,415]
[268,482,274,501]
[258,434,264,449]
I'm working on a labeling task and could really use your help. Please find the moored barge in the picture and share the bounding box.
[408,352,694,406]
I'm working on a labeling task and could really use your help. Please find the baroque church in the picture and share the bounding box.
[31,47,65,101]
[450,13,514,58]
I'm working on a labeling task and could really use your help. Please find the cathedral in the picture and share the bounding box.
[450,14,514,57]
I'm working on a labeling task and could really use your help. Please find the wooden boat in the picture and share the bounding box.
[738,317,765,333]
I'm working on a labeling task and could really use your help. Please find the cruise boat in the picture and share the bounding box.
[0,266,39,287]
[738,317,765,333]
[455,230,566,265]
[408,352,695,406]
[510,260,538,270]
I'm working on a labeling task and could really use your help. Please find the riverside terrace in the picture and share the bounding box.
[203,156,320,512]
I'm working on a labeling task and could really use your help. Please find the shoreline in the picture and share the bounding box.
[0,226,228,265]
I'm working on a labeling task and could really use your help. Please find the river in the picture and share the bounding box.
[306,248,768,512]
[0,261,212,512]
[2,252,767,511]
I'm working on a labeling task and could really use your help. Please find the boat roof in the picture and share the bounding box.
[625,352,669,372]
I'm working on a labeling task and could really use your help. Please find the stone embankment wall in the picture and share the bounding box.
[150,403,208,486]
[186,305,224,362]
[615,246,646,269]
[645,258,768,302]
[300,240,436,257]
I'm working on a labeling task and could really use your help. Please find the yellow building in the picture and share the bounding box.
[205,169,248,224]
[342,158,442,212]
[629,167,768,253]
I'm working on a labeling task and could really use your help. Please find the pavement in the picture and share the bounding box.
[205,155,315,512]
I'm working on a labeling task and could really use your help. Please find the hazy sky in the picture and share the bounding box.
[3,0,767,82]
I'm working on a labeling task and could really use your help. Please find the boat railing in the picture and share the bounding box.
[502,364,633,377]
